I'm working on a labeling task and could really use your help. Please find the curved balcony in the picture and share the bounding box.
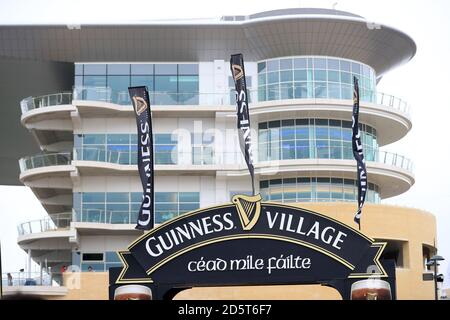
[17,213,72,236]
[20,92,72,114]
[21,87,410,116]
[19,147,413,174]
[71,86,409,115]
[73,147,413,173]
[20,87,411,146]
[259,147,414,173]
[19,152,72,173]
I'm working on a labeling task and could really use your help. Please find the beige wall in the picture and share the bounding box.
[58,204,436,300]
[60,272,109,300]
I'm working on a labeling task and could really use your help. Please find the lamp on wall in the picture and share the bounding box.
[427,255,445,300]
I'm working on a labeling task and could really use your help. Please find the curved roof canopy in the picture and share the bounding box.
[0,8,416,77]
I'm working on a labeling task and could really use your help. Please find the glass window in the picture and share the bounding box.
[341,84,352,100]
[131,64,154,75]
[280,83,293,99]
[258,62,267,73]
[131,192,142,202]
[83,76,107,101]
[267,60,279,72]
[352,62,361,74]
[106,193,129,202]
[82,193,105,203]
[178,75,199,105]
[106,134,129,145]
[256,57,375,103]
[83,75,106,87]
[294,58,307,69]
[280,59,293,70]
[179,76,199,92]
[178,64,199,75]
[75,76,83,87]
[314,70,327,82]
[258,117,378,164]
[327,59,340,70]
[154,64,177,75]
[340,60,351,72]
[107,64,130,75]
[155,75,177,92]
[280,70,293,82]
[267,72,279,84]
[131,75,154,92]
[267,84,279,101]
[258,74,266,86]
[83,134,105,145]
[314,58,327,69]
[294,70,308,82]
[155,192,178,203]
[83,64,106,75]
[154,75,178,104]
[328,83,341,99]
[314,82,327,98]
[75,64,83,75]
[328,70,340,83]
[294,82,309,99]
[107,75,130,104]
[179,192,200,202]
[259,178,379,204]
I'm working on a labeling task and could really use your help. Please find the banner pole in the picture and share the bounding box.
[230,53,255,195]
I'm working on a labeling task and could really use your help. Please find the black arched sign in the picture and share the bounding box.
[109,195,396,300]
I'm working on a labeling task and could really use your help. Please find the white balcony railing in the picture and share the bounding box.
[17,213,72,236]
[20,87,411,117]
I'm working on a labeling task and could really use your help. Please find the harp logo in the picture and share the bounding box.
[231,64,244,81]
[232,194,262,231]
[132,96,148,116]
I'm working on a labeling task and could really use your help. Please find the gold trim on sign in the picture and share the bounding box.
[115,251,153,284]
[348,242,388,278]
[145,234,355,275]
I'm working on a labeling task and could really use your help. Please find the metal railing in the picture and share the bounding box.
[18,147,413,174]
[20,87,411,116]
[1,272,53,287]
[72,147,241,166]
[74,209,137,225]
[18,152,72,172]
[17,213,72,236]
[259,147,414,172]
[74,209,184,225]
[20,92,72,114]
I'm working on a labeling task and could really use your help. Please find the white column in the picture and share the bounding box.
[39,261,43,285]
[27,249,31,279]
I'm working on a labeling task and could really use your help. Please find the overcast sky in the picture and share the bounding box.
[0,0,449,289]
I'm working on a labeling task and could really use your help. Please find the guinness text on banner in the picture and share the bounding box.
[352,77,368,228]
[129,86,154,230]
[230,54,255,195]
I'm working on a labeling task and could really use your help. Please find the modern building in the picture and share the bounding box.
[0,8,439,299]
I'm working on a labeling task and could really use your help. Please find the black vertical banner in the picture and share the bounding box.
[129,86,154,230]
[230,54,255,195]
[352,77,368,228]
